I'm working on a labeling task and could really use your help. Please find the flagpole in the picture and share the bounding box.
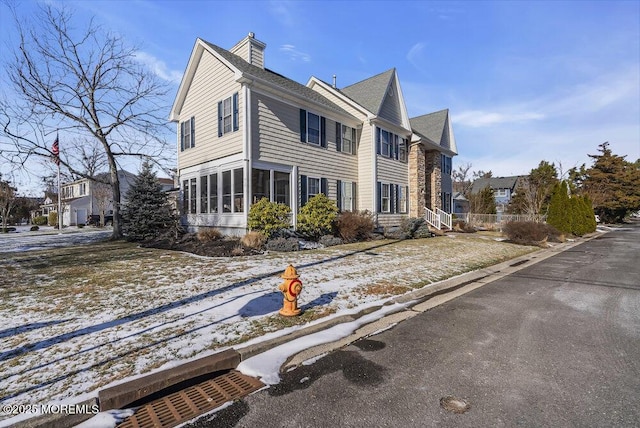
[57,159,62,233]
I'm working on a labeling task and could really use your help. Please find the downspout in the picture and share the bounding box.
[371,120,378,226]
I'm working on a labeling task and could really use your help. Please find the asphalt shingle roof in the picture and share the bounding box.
[340,68,395,115]
[202,40,354,118]
[471,176,524,194]
[409,109,449,146]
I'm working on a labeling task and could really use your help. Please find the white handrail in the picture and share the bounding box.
[437,208,452,229]
[424,207,441,229]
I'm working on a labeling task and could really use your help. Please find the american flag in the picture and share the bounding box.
[52,135,60,165]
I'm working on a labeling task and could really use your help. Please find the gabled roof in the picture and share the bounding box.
[340,69,395,116]
[410,109,457,155]
[470,176,525,194]
[170,39,355,121]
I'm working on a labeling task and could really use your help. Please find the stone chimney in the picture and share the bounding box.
[230,32,266,69]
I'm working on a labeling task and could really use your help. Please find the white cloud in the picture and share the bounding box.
[453,110,545,127]
[407,42,426,69]
[279,44,311,62]
[134,51,183,84]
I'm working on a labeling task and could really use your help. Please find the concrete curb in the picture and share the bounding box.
[6,231,605,428]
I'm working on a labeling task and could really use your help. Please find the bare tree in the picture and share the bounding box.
[0,174,18,231]
[0,4,172,239]
[452,162,473,195]
[92,176,114,227]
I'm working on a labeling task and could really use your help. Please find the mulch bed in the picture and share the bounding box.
[140,232,261,257]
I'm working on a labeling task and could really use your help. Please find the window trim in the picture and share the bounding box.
[180,116,195,151]
[218,93,239,137]
[381,183,390,213]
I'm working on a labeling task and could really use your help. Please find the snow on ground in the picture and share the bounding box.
[0,231,536,425]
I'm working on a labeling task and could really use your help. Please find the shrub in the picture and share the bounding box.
[414,225,433,239]
[241,231,267,249]
[297,194,338,241]
[504,221,563,246]
[334,210,375,243]
[452,220,476,233]
[400,217,426,239]
[319,234,344,247]
[30,225,39,231]
[48,212,58,227]
[197,228,223,242]
[266,237,299,252]
[33,216,48,226]
[383,226,405,239]
[248,198,291,237]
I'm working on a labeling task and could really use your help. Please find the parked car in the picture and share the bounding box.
[87,214,113,226]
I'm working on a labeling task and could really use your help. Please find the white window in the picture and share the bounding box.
[398,186,407,213]
[308,177,320,198]
[189,178,197,214]
[341,181,355,211]
[496,189,508,197]
[341,125,356,154]
[181,117,195,150]
[307,112,320,145]
[381,184,390,213]
[399,138,407,162]
[209,174,218,213]
[274,171,290,206]
[218,93,238,137]
[381,129,391,157]
[200,175,208,213]
[223,97,232,134]
[221,168,244,213]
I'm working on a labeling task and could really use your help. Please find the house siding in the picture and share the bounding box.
[378,80,403,126]
[252,92,358,204]
[178,52,243,170]
[357,124,374,212]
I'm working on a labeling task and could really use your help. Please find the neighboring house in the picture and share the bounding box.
[40,170,173,226]
[170,33,457,235]
[470,176,525,213]
[452,192,469,215]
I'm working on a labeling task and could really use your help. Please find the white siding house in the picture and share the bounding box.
[170,33,457,235]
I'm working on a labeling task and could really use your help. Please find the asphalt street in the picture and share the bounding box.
[191,221,640,428]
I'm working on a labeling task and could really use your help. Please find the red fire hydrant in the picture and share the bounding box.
[278,264,303,316]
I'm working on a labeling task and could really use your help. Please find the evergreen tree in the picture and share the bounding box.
[582,142,640,222]
[547,181,571,234]
[121,161,176,241]
[469,186,497,214]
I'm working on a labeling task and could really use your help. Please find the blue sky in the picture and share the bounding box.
[1,0,639,194]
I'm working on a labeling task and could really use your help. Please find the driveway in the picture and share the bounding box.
[197,222,640,427]
[0,227,111,253]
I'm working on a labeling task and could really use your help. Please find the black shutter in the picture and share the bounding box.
[320,177,328,195]
[180,121,184,151]
[190,116,195,148]
[352,128,357,155]
[377,181,382,213]
[233,93,239,131]
[336,180,342,210]
[391,184,396,213]
[299,109,307,142]
[352,182,357,210]
[300,175,308,206]
[218,101,223,137]
[335,122,342,152]
[394,135,399,160]
[376,127,381,155]
[320,117,327,148]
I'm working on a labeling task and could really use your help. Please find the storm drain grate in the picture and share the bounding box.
[117,370,264,428]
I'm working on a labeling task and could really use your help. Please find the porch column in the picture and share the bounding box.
[408,143,426,218]
[425,150,442,210]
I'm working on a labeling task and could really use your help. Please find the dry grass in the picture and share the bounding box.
[0,233,539,412]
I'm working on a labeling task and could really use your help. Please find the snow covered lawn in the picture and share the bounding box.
[0,234,536,417]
